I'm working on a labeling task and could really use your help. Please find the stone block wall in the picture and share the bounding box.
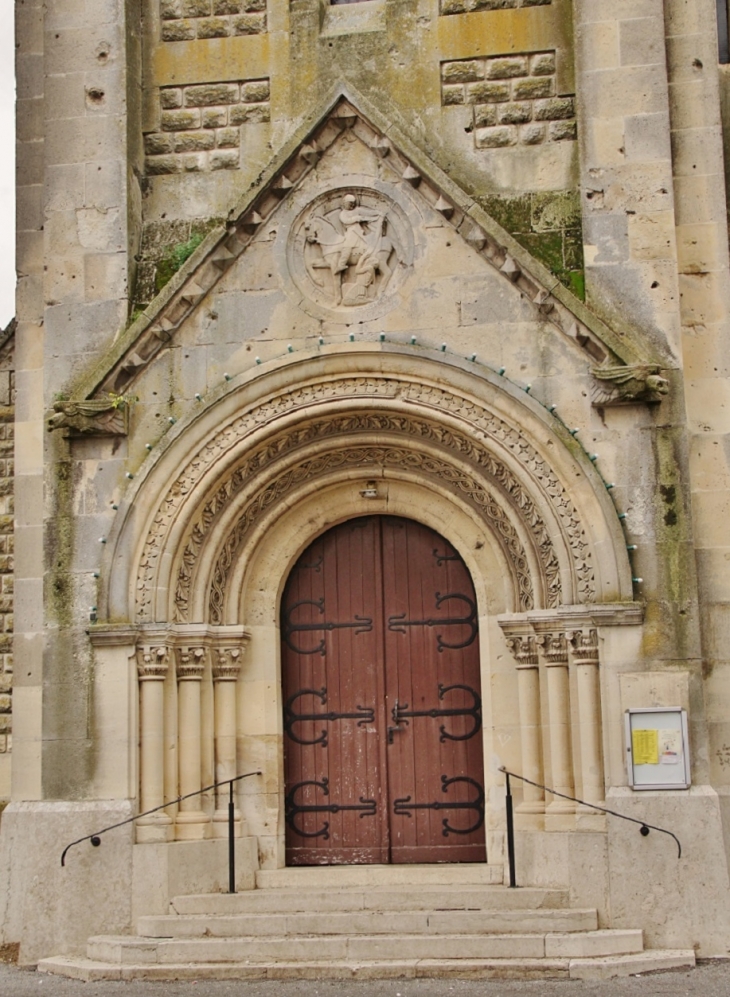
[440,0,549,16]
[160,0,266,41]
[0,329,14,763]
[441,53,576,149]
[144,80,271,175]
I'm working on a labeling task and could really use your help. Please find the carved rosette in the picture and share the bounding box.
[175,645,207,681]
[569,628,599,667]
[136,644,169,680]
[536,632,568,667]
[212,646,244,682]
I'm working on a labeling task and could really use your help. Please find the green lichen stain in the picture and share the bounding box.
[478,190,586,301]
[155,233,205,295]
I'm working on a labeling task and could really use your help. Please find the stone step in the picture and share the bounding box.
[139,907,598,939]
[255,864,503,889]
[86,929,644,964]
[37,949,696,983]
[170,885,569,915]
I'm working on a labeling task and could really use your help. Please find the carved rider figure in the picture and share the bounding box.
[305,193,395,306]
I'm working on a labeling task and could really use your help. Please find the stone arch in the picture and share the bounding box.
[103,347,631,628]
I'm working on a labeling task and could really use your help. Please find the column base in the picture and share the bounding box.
[576,802,606,831]
[136,814,174,844]
[212,809,243,838]
[175,810,211,841]
[516,801,545,814]
[545,800,576,831]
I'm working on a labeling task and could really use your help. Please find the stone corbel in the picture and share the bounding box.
[47,399,129,437]
[590,363,670,406]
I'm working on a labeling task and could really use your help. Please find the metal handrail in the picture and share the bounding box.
[499,767,682,888]
[60,770,262,892]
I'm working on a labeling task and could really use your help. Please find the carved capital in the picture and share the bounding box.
[212,646,243,682]
[590,364,670,406]
[175,645,207,681]
[535,631,568,667]
[136,643,169,680]
[47,399,130,437]
[504,633,538,669]
[568,627,599,666]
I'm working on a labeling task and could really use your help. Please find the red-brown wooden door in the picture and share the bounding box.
[282,516,486,865]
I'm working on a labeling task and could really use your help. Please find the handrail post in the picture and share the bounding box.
[505,770,517,888]
[228,780,236,894]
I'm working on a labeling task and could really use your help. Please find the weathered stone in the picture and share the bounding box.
[185,84,239,107]
[213,0,240,11]
[513,76,554,101]
[161,19,196,41]
[202,108,228,128]
[440,0,468,13]
[472,0,516,8]
[182,154,207,172]
[216,127,240,148]
[160,88,183,110]
[475,125,516,148]
[196,17,230,36]
[210,149,240,169]
[441,85,465,106]
[534,97,575,121]
[442,60,484,84]
[550,119,577,141]
[144,133,174,155]
[520,122,546,144]
[242,0,267,11]
[232,12,266,33]
[181,0,211,15]
[486,57,529,79]
[145,155,181,175]
[530,52,556,76]
[229,102,270,124]
[241,80,270,103]
[160,0,183,18]
[467,81,510,104]
[473,104,497,128]
[161,108,201,131]
[174,131,216,153]
[498,102,532,125]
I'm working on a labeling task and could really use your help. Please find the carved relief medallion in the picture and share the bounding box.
[288,187,413,315]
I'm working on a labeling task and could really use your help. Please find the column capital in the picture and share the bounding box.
[175,645,207,681]
[212,645,244,681]
[535,630,568,666]
[568,627,599,666]
[136,643,170,680]
[504,632,538,668]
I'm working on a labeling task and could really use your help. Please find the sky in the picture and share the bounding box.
[0,25,15,330]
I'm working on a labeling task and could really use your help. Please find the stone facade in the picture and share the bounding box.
[6,0,730,973]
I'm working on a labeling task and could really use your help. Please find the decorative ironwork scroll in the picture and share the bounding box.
[391,683,482,742]
[282,598,373,655]
[285,778,377,839]
[393,775,485,837]
[284,687,375,747]
[387,592,478,651]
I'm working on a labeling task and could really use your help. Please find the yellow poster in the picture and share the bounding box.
[632,728,659,766]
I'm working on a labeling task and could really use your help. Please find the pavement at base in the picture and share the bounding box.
[0,962,729,997]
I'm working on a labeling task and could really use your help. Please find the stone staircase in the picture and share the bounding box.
[38,865,695,982]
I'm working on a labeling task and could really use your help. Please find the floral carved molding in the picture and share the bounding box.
[133,376,596,624]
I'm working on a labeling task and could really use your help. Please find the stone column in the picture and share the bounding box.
[505,633,544,815]
[537,632,575,827]
[174,645,211,840]
[569,628,604,808]
[135,643,173,843]
[212,645,244,837]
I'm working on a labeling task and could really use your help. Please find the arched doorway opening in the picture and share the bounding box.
[281,515,486,865]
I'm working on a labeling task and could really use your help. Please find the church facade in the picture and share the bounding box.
[5,0,730,969]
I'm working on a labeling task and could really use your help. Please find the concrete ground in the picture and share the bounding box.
[1,961,729,997]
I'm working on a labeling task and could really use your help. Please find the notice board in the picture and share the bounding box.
[625,707,690,790]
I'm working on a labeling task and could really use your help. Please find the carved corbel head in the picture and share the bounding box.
[590,363,670,406]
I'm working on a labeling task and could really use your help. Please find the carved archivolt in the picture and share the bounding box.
[134,376,595,623]
[173,413,562,623]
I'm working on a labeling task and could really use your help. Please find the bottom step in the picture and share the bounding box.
[38,950,695,983]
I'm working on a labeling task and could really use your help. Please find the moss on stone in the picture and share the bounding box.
[155,233,206,294]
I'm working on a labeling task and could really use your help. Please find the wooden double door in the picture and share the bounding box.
[282,516,486,865]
